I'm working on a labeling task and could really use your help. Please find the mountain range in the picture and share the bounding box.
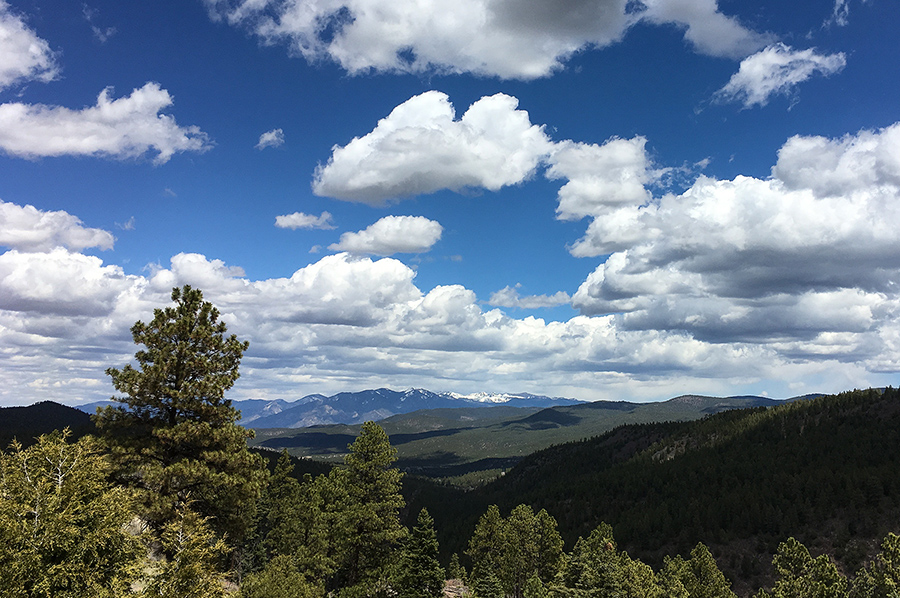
[73,388,582,427]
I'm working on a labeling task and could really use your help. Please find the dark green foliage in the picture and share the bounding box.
[473,573,505,598]
[334,420,406,594]
[524,572,548,598]
[240,554,323,598]
[256,422,406,596]
[0,430,142,598]
[453,388,900,592]
[141,507,228,598]
[759,537,847,598]
[394,509,445,598]
[550,522,662,598]
[448,553,465,581]
[467,505,506,582]
[94,285,267,544]
[849,533,900,598]
[670,543,738,598]
[468,504,564,598]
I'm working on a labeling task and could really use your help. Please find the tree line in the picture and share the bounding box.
[2,286,900,597]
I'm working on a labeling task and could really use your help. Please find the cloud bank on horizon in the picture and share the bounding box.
[0,0,897,406]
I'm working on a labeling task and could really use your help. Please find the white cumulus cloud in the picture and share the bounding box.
[0,1,58,91]
[275,211,335,230]
[570,122,900,352]
[0,83,212,163]
[548,136,654,222]
[313,91,553,204]
[639,0,771,59]
[715,44,847,108]
[329,215,443,256]
[0,199,115,252]
[205,0,765,79]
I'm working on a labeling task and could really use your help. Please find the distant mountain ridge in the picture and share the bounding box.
[72,388,582,427]
[245,388,582,428]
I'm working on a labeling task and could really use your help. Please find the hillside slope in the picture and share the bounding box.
[0,401,94,448]
[446,388,900,595]
[254,394,789,484]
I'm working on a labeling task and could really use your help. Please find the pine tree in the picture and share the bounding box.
[240,554,323,598]
[263,451,304,558]
[663,543,736,598]
[334,421,406,595]
[261,451,337,584]
[467,505,507,584]
[761,538,847,598]
[141,507,229,598]
[850,532,900,598]
[448,553,465,581]
[502,505,564,598]
[0,430,142,598]
[395,508,445,598]
[473,573,504,598]
[94,285,266,545]
[524,572,548,598]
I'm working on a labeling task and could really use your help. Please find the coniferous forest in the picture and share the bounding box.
[3,287,900,597]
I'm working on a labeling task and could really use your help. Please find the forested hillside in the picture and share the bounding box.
[253,394,795,486]
[0,401,94,448]
[409,387,900,595]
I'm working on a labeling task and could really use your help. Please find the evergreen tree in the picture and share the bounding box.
[141,507,229,598]
[467,505,507,584]
[551,522,645,598]
[849,532,900,598]
[504,505,564,598]
[263,451,304,557]
[473,573,505,598]
[524,572,548,598]
[334,421,406,595]
[94,285,266,545]
[395,508,445,598]
[448,553,466,581]
[0,431,142,598]
[240,554,323,598]
[761,537,847,598]
[662,543,736,598]
[657,556,691,598]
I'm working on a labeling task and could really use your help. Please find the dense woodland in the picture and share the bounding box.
[3,286,900,597]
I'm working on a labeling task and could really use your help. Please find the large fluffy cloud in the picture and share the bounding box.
[0,83,211,163]
[313,91,552,203]
[0,200,115,252]
[571,123,900,357]
[0,236,810,406]
[328,215,443,255]
[714,44,847,108]
[548,137,654,222]
[0,1,58,91]
[205,0,765,79]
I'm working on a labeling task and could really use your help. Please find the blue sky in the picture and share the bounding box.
[1,0,899,406]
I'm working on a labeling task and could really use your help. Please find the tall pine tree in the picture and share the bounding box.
[334,421,406,595]
[94,285,266,546]
[395,508,445,598]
